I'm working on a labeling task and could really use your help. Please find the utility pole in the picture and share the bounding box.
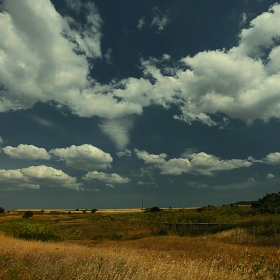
[142,197,144,212]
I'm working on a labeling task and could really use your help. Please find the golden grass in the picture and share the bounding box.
[1,230,280,279]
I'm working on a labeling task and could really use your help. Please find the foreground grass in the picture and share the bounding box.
[1,230,280,279]
[1,207,280,279]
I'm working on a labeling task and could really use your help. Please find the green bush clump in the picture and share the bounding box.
[252,191,280,214]
[9,222,57,241]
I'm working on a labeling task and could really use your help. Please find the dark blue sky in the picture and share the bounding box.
[0,0,280,209]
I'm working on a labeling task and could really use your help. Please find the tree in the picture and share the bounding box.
[22,210,33,218]
[0,207,5,213]
[144,206,162,213]
[251,192,280,214]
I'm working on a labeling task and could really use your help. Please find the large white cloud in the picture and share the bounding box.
[137,4,280,125]
[83,171,131,184]
[0,0,89,110]
[2,144,50,160]
[0,165,82,191]
[0,0,141,118]
[135,150,252,175]
[0,0,143,149]
[1,1,280,149]
[49,144,113,170]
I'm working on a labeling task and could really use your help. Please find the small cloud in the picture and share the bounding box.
[151,7,169,32]
[0,137,4,145]
[162,54,171,60]
[117,149,131,157]
[104,48,112,64]
[83,171,131,184]
[106,183,114,188]
[187,182,209,189]
[213,180,255,190]
[240,13,247,26]
[137,17,146,30]
[267,173,275,179]
[248,177,255,182]
[134,149,167,164]
[263,152,280,165]
[99,117,134,150]
[181,148,198,158]
[248,156,263,163]
[32,117,53,127]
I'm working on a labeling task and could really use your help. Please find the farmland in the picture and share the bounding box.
[0,206,280,279]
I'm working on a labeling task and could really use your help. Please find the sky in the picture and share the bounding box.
[1,0,280,210]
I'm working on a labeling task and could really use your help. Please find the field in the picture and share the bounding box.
[1,206,280,279]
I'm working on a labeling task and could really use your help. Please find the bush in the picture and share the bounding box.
[22,211,33,218]
[0,207,5,214]
[145,206,162,213]
[10,222,57,241]
[251,192,280,214]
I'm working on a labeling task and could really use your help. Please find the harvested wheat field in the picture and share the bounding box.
[1,230,280,280]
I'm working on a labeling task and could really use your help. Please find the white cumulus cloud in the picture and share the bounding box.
[49,144,113,170]
[135,150,252,175]
[136,4,280,126]
[267,173,275,179]
[83,171,131,185]
[135,149,167,164]
[2,144,50,160]
[0,165,82,191]
[1,1,280,149]
[0,0,142,122]
[263,152,280,165]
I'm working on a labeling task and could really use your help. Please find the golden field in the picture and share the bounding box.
[0,207,280,279]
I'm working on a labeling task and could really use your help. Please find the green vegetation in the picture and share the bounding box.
[1,200,280,279]
[0,220,57,241]
[252,191,280,214]
[0,203,280,244]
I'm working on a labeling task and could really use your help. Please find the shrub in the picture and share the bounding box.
[145,206,162,213]
[10,222,57,241]
[22,211,33,218]
[0,207,5,213]
[251,192,280,214]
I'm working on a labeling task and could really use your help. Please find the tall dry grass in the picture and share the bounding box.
[1,229,280,279]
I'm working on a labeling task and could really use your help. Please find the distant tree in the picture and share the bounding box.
[251,192,280,214]
[0,207,5,213]
[22,210,33,218]
[145,206,162,213]
[91,209,98,213]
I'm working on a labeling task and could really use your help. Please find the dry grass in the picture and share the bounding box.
[1,230,280,280]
